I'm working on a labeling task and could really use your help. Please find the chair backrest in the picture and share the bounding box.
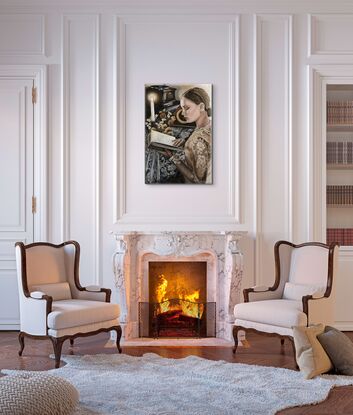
[16,241,80,301]
[277,242,336,301]
[288,245,329,286]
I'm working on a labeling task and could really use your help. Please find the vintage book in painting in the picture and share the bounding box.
[145,84,212,184]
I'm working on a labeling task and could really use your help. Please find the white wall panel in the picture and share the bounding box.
[114,15,240,229]
[309,14,353,56]
[62,15,100,285]
[0,14,45,56]
[255,15,292,285]
[1,2,353,330]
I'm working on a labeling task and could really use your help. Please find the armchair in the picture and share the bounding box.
[15,240,122,368]
[233,241,339,357]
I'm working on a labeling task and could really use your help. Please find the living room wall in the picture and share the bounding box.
[1,0,353,329]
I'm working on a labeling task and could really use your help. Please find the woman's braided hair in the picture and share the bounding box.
[182,87,211,116]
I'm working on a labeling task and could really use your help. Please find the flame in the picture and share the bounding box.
[154,274,204,319]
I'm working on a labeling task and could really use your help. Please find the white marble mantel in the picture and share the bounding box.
[111,231,246,341]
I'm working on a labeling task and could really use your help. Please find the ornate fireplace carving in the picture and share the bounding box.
[112,231,245,340]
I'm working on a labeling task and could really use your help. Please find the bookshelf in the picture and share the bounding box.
[326,85,353,247]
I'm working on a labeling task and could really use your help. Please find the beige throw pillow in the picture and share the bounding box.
[292,323,333,379]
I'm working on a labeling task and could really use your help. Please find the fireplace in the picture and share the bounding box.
[112,231,245,341]
[138,261,216,338]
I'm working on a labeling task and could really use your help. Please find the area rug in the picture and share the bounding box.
[3,353,353,415]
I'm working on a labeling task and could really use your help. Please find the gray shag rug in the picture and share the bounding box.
[3,353,353,415]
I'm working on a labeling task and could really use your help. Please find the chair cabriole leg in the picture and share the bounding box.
[289,337,299,370]
[115,326,122,353]
[18,332,25,356]
[233,326,241,355]
[50,337,65,369]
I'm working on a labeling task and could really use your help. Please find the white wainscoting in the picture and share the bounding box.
[113,14,240,229]
[62,15,100,286]
[0,2,353,329]
[309,14,353,56]
[254,14,292,286]
[0,14,45,56]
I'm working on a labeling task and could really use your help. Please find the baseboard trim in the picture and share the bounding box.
[0,324,20,331]
[333,322,353,331]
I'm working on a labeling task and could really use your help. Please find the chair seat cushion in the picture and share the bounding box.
[234,299,307,328]
[48,299,120,330]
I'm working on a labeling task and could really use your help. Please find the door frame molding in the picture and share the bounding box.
[308,64,353,245]
[0,65,47,241]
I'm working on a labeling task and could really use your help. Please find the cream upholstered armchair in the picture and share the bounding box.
[233,241,339,355]
[15,241,122,368]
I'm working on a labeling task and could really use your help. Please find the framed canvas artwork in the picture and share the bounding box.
[145,84,212,184]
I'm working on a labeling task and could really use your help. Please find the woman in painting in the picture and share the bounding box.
[168,87,212,184]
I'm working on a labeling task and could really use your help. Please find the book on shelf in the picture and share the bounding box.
[327,101,353,125]
[327,141,353,164]
[148,129,183,152]
[327,228,353,246]
[327,185,353,205]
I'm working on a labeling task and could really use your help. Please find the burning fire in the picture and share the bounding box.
[155,274,204,319]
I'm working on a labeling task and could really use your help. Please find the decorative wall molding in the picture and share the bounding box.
[0,65,47,242]
[0,65,46,330]
[254,14,292,285]
[113,14,240,228]
[113,15,126,224]
[0,14,45,56]
[62,14,100,284]
[308,14,353,57]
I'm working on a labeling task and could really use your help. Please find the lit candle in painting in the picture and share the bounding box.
[149,96,155,122]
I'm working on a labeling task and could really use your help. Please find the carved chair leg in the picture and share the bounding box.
[115,326,122,353]
[50,337,65,369]
[289,337,299,370]
[69,338,74,347]
[233,326,241,355]
[18,332,25,356]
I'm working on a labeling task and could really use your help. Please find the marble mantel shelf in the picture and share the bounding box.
[110,230,247,341]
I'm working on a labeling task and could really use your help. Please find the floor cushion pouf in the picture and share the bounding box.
[0,372,79,415]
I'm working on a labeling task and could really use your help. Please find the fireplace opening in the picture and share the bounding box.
[138,261,216,338]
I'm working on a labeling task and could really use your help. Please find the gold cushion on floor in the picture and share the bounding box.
[293,323,333,379]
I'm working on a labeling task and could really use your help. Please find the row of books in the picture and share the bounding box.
[327,185,353,205]
[327,228,353,246]
[327,101,353,125]
[327,141,353,164]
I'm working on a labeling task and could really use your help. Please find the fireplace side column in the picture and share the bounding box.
[112,234,129,337]
[224,233,244,340]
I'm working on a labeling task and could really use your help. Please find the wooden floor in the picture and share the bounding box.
[1,331,353,414]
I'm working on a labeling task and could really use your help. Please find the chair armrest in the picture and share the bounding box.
[20,294,53,335]
[243,286,281,302]
[30,291,46,299]
[243,287,268,302]
[29,292,53,314]
[302,295,334,326]
[79,286,111,302]
[85,285,101,292]
[253,285,269,292]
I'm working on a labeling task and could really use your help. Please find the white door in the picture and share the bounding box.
[0,78,34,329]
